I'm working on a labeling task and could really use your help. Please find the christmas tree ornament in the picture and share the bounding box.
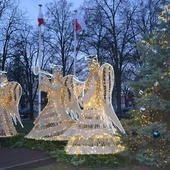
[153,131,160,138]
[140,107,146,112]
[145,74,150,78]
[141,115,147,119]
[154,81,159,86]
[139,89,144,95]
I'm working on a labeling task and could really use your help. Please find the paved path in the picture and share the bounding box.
[0,148,55,170]
[1,148,169,170]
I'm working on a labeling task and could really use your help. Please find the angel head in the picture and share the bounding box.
[85,59,101,92]
[0,73,8,84]
[88,59,100,76]
[51,69,63,84]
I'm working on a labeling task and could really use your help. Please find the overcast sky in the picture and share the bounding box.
[19,0,84,25]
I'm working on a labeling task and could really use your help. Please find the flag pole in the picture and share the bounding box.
[38,4,42,115]
[73,10,77,76]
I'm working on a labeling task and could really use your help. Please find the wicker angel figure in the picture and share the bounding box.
[0,72,23,137]
[63,59,125,154]
[26,68,75,141]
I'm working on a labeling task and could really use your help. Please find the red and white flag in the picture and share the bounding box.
[75,15,87,31]
[38,7,44,26]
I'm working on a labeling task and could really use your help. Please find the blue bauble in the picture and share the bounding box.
[153,131,160,138]
[145,74,150,78]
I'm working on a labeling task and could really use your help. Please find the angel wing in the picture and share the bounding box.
[62,75,82,120]
[8,81,23,128]
[100,63,125,134]
[72,76,85,108]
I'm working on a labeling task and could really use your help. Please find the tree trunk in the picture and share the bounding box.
[115,72,122,115]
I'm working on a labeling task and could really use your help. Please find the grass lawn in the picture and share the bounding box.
[16,119,34,134]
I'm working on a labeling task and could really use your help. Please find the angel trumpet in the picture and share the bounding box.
[33,66,53,77]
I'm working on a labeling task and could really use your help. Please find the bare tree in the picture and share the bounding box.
[132,0,163,35]
[0,0,27,70]
[81,0,138,114]
[7,23,39,119]
[44,0,75,76]
[0,0,10,19]
[80,1,108,63]
[79,0,165,113]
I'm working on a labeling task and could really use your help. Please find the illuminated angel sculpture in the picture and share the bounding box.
[63,59,125,154]
[26,68,75,141]
[0,72,23,137]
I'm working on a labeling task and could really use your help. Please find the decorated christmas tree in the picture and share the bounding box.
[122,5,170,168]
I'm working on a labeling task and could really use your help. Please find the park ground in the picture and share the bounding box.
[1,119,169,170]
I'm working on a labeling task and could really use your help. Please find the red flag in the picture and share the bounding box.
[75,15,87,31]
[38,7,44,26]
